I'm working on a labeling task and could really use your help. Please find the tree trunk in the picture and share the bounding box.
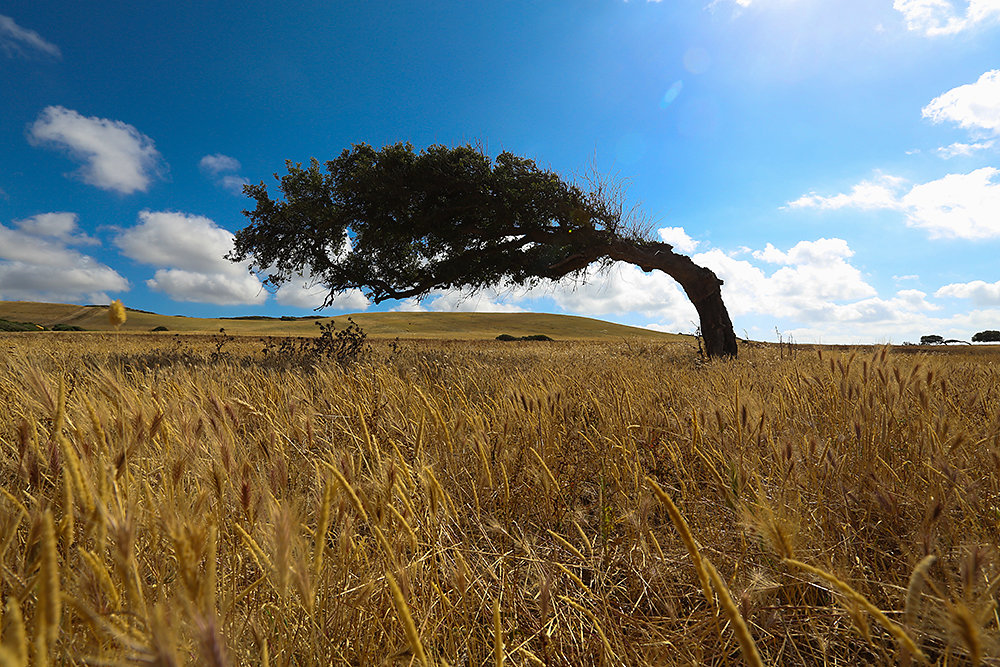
[607,239,738,358]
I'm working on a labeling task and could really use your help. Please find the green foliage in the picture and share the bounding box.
[151,325,169,332]
[920,335,944,345]
[231,142,627,307]
[51,323,85,331]
[973,330,1000,342]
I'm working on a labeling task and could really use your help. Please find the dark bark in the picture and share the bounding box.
[535,235,737,358]
[606,239,738,358]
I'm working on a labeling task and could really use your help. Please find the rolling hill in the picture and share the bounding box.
[0,301,687,341]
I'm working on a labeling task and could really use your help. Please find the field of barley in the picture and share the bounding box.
[1,331,999,665]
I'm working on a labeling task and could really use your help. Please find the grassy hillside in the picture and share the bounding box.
[0,300,686,340]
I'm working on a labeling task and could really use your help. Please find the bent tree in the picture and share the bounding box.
[229,143,739,358]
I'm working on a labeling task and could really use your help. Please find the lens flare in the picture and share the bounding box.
[660,80,684,109]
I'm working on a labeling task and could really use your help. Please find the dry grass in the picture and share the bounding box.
[1,333,1000,664]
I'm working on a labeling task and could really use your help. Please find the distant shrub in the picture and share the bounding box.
[52,323,85,331]
[258,317,370,369]
[152,325,169,332]
[0,318,42,332]
[496,333,554,342]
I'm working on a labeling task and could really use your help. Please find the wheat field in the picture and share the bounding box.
[1,332,999,665]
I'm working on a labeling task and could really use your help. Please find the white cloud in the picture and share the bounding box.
[219,174,251,195]
[0,214,128,303]
[789,167,1000,239]
[275,277,369,311]
[936,140,996,157]
[115,210,266,305]
[785,174,906,210]
[894,0,1000,36]
[391,299,428,312]
[28,106,164,194]
[935,279,1000,305]
[902,167,1000,238]
[923,70,1000,135]
[657,226,701,253]
[12,212,97,245]
[199,153,250,195]
[199,154,241,174]
[426,289,527,313]
[0,14,60,59]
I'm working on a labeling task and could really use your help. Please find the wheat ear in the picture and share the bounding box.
[703,559,764,667]
[647,478,715,611]
[386,572,428,666]
[784,558,926,663]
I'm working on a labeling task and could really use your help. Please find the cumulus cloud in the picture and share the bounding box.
[902,167,1000,238]
[115,210,265,305]
[199,153,250,195]
[923,69,1000,136]
[13,212,98,245]
[894,0,1000,36]
[0,213,128,303]
[789,168,1000,239]
[28,106,164,194]
[935,279,1000,305]
[0,14,60,59]
[657,226,701,253]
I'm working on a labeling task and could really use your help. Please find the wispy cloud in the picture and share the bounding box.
[894,0,1000,36]
[0,14,61,59]
[199,153,250,195]
[28,106,165,194]
[936,140,995,157]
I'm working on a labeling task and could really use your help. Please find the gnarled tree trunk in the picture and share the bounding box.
[607,239,738,358]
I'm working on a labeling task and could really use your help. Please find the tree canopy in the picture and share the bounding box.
[229,142,738,357]
[973,330,1000,343]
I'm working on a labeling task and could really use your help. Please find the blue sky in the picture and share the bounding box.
[2,0,1000,343]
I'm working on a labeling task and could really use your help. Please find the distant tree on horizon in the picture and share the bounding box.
[229,143,739,357]
[973,330,1000,343]
[920,334,944,345]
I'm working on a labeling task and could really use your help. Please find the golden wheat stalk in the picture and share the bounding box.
[703,559,765,667]
[38,509,61,648]
[559,596,618,662]
[647,478,715,611]
[386,572,429,667]
[783,558,926,662]
[904,554,936,629]
[493,595,504,667]
[1,597,28,666]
